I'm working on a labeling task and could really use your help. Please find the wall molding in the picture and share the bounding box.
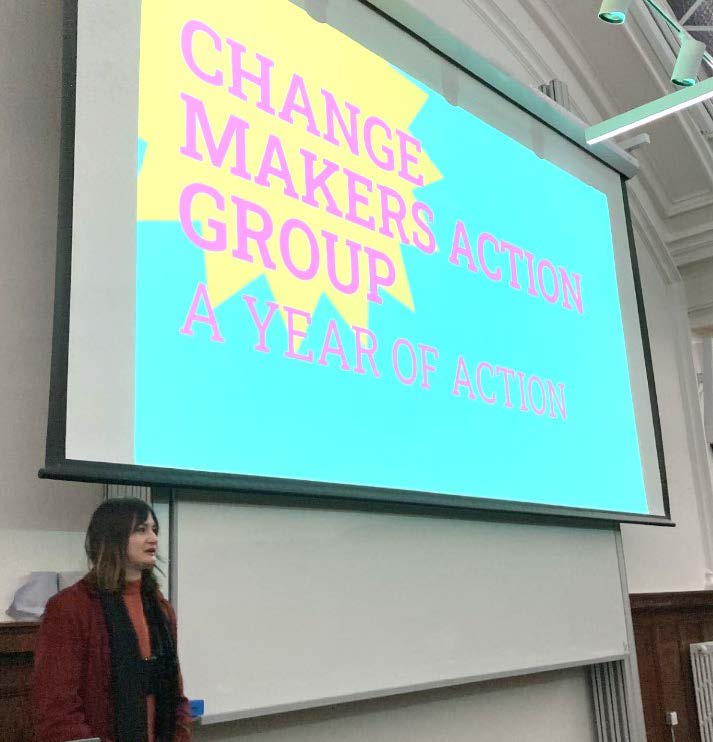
[628,185,682,285]
[690,301,713,333]
[671,282,713,585]
[669,190,713,213]
[460,0,555,87]
[631,590,713,611]
[668,227,713,266]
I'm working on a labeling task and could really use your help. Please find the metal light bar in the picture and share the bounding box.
[585,74,713,144]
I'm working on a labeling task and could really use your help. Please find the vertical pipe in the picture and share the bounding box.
[705,651,710,739]
[606,662,622,741]
[169,488,178,609]
[703,336,713,447]
[616,661,631,741]
[615,527,647,741]
[698,650,707,738]
[591,664,607,742]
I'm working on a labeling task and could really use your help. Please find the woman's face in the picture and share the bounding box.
[126,513,159,574]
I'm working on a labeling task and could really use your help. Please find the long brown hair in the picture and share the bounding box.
[85,497,161,595]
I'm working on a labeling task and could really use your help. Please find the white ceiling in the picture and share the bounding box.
[520,0,713,330]
[403,0,712,327]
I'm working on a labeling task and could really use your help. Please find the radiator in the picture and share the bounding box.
[591,661,631,742]
[691,641,713,742]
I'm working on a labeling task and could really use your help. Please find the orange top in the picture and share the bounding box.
[123,580,156,742]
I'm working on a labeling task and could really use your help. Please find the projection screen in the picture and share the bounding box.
[43,0,670,524]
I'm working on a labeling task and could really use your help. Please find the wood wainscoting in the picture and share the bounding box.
[631,591,713,742]
[0,621,39,742]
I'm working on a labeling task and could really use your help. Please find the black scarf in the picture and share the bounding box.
[99,584,180,742]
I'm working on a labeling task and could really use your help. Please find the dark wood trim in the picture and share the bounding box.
[631,590,713,612]
[630,590,713,742]
[0,622,39,655]
[0,621,40,742]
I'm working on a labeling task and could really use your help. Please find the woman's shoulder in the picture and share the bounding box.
[44,575,97,618]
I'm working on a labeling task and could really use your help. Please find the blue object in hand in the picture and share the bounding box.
[189,699,205,718]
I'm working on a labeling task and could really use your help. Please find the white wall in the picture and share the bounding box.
[620,237,713,592]
[690,336,713,516]
[0,0,102,615]
[1,0,711,740]
[193,668,596,742]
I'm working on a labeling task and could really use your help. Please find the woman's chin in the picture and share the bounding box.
[127,557,156,574]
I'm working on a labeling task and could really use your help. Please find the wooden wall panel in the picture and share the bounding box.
[0,622,38,742]
[631,591,713,742]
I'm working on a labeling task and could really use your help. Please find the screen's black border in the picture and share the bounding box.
[42,0,672,527]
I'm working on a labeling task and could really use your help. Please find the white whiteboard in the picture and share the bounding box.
[174,497,628,722]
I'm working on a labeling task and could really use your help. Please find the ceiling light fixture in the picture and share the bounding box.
[671,36,706,86]
[595,0,713,73]
[589,0,713,146]
[598,0,633,25]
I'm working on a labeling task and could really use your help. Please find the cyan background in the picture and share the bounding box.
[134,73,648,514]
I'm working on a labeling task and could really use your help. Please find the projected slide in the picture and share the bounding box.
[126,0,644,512]
[54,0,668,520]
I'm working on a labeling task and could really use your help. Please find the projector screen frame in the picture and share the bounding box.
[42,0,672,527]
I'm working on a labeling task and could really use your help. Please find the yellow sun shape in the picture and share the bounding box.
[138,0,441,333]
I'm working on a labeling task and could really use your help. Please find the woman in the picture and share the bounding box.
[33,497,192,742]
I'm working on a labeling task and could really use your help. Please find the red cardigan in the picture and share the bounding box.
[33,577,192,742]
